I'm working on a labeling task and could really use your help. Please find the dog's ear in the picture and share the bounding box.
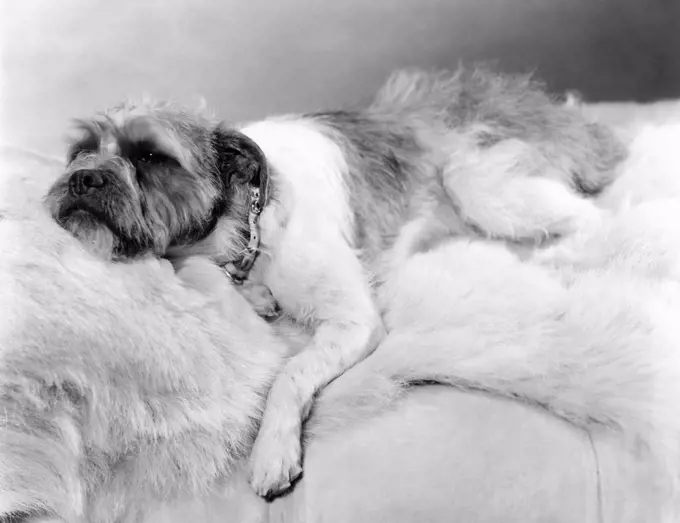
[210,127,270,282]
[211,128,269,199]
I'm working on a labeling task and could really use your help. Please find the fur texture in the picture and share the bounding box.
[210,67,625,497]
[307,122,680,521]
[1,120,679,522]
[0,208,289,522]
[44,66,625,497]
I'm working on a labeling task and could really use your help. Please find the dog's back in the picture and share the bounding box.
[372,66,625,190]
[282,67,627,271]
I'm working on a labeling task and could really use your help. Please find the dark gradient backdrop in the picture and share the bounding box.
[2,0,679,156]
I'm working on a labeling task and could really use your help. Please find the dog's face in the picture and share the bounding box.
[45,100,267,260]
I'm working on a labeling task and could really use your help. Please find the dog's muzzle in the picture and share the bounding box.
[68,169,108,196]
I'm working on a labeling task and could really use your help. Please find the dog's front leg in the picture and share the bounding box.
[249,317,384,499]
[248,253,385,499]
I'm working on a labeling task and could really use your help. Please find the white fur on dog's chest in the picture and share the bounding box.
[232,121,385,501]
[240,117,354,244]
[241,118,359,320]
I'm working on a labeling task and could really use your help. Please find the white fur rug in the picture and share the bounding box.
[302,108,680,521]
[1,101,680,521]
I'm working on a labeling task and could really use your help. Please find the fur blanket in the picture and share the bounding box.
[314,118,680,511]
[1,104,680,522]
[0,148,290,521]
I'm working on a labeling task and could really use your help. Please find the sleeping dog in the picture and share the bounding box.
[45,66,626,499]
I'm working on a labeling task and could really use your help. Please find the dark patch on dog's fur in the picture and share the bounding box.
[445,69,627,193]
[212,129,268,188]
[371,66,627,196]
[313,111,423,260]
[306,68,626,266]
[211,128,270,215]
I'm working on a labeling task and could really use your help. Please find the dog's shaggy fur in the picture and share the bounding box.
[2,121,680,521]
[44,66,626,497]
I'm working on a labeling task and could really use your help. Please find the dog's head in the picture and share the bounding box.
[45,100,268,261]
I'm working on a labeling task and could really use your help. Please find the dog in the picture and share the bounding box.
[45,65,626,498]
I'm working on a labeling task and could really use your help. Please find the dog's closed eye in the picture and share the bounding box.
[134,148,174,165]
[128,144,182,187]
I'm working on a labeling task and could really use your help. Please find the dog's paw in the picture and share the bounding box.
[239,281,282,319]
[249,428,303,500]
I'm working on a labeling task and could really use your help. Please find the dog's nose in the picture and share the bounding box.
[69,169,107,196]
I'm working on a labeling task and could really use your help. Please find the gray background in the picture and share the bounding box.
[2,0,679,156]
